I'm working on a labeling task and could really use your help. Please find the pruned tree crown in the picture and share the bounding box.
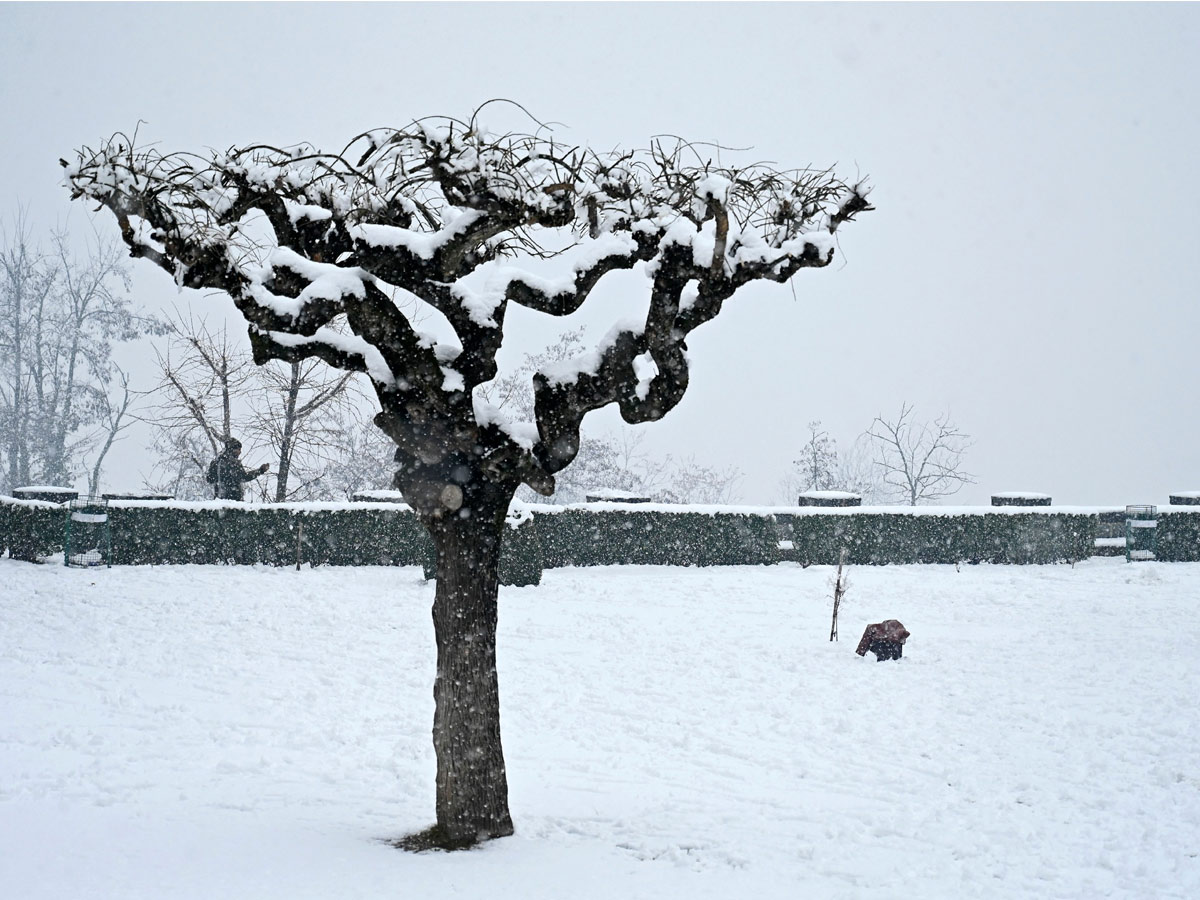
[64,107,871,509]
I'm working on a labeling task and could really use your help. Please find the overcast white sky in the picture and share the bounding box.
[2,2,1197,505]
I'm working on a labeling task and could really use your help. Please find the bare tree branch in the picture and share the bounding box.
[866,403,975,504]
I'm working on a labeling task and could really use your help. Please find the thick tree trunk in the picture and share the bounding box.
[424,487,515,847]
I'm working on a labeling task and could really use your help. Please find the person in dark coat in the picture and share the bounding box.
[206,438,269,501]
[855,619,910,661]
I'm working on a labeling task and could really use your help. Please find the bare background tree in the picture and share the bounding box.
[141,312,256,498]
[1,212,156,493]
[796,419,840,492]
[837,433,887,504]
[656,453,743,505]
[778,421,884,504]
[143,311,360,500]
[320,406,400,499]
[65,105,871,847]
[86,367,133,496]
[867,402,974,504]
[248,358,359,502]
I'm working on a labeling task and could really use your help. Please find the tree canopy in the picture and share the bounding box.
[64,109,871,516]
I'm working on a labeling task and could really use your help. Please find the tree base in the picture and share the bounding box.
[389,822,513,853]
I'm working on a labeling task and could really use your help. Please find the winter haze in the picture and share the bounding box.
[2,2,1196,505]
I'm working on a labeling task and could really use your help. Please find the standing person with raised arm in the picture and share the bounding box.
[206,438,268,501]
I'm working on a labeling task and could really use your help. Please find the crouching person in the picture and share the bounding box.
[855,619,910,662]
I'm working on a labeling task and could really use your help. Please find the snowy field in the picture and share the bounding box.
[2,557,1199,899]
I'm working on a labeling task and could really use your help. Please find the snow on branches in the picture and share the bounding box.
[64,106,871,505]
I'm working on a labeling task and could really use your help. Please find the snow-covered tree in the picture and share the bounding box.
[64,107,871,848]
[867,402,974,504]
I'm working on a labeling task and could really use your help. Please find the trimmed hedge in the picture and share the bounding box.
[533,508,782,567]
[6,496,1196,572]
[0,497,541,585]
[1155,512,1200,562]
[103,504,431,567]
[775,510,1096,566]
[2,497,66,562]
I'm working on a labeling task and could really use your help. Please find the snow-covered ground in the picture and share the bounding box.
[2,557,1198,899]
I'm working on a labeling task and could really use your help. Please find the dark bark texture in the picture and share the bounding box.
[426,480,514,844]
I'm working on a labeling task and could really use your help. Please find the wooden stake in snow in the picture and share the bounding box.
[830,548,848,641]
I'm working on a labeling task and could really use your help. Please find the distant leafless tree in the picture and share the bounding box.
[141,312,255,498]
[86,367,134,496]
[320,406,399,499]
[867,403,974,504]
[836,433,886,504]
[796,420,839,491]
[144,312,360,500]
[658,454,743,504]
[1,214,55,489]
[249,358,359,502]
[778,425,884,504]
[1,213,155,493]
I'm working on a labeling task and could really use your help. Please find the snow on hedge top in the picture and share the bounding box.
[584,488,653,501]
[7,494,1198,518]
